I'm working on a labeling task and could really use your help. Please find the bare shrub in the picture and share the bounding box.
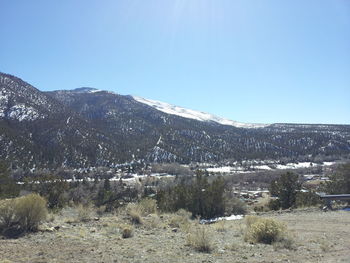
[187,225,214,253]
[244,217,286,244]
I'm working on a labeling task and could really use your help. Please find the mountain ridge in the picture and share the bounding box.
[1,72,349,168]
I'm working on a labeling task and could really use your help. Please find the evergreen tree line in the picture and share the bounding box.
[156,171,236,219]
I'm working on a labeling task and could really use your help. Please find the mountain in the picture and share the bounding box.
[1,72,350,168]
[0,73,122,168]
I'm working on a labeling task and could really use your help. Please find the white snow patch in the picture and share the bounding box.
[322,162,335,166]
[200,214,244,224]
[207,166,234,173]
[206,166,250,174]
[254,165,273,170]
[275,162,317,170]
[7,104,43,121]
[133,96,268,129]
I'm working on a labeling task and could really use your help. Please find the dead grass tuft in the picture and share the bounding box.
[187,225,214,253]
[213,220,228,232]
[76,204,92,222]
[126,203,144,225]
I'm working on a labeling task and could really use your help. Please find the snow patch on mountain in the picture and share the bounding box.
[7,104,43,121]
[133,96,268,129]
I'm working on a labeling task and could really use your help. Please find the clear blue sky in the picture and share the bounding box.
[1,0,349,124]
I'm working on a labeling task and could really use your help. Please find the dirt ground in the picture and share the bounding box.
[0,208,349,263]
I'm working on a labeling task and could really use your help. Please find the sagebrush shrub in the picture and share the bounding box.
[0,194,48,237]
[245,217,286,244]
[14,194,48,232]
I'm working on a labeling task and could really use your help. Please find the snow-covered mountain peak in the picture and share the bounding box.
[132,96,269,129]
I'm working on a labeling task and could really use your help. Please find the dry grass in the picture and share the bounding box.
[76,204,92,222]
[319,238,332,252]
[167,209,191,232]
[213,220,228,232]
[96,205,106,217]
[103,222,120,236]
[126,203,144,224]
[1,210,350,262]
[273,233,296,250]
[245,215,260,228]
[125,199,158,225]
[187,225,214,253]
[138,198,158,216]
[144,214,162,230]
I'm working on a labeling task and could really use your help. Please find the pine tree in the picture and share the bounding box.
[0,161,19,198]
[269,172,300,209]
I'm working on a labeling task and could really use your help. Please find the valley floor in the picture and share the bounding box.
[1,209,349,263]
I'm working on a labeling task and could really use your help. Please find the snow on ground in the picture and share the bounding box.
[323,162,336,166]
[254,165,273,170]
[207,166,235,173]
[200,214,244,224]
[275,162,317,170]
[132,96,268,129]
[205,161,337,174]
[7,104,43,121]
[207,166,250,174]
